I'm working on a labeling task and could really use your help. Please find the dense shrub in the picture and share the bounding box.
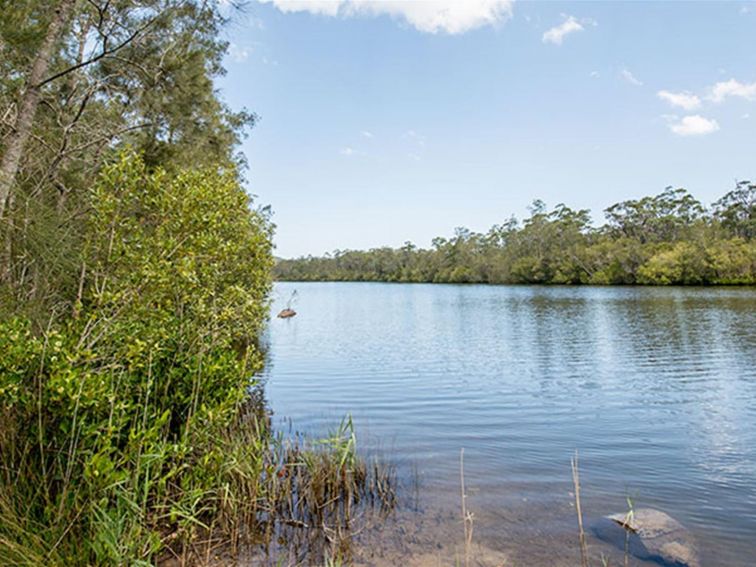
[0,153,273,565]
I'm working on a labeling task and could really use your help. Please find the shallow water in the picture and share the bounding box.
[264,282,756,566]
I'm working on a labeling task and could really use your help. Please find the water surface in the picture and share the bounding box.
[265,282,756,566]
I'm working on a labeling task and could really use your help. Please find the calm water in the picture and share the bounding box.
[265,282,756,566]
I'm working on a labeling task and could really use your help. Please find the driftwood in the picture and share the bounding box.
[278,290,298,318]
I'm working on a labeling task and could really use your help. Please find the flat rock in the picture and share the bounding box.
[593,508,699,567]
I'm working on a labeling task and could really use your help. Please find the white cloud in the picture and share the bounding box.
[265,0,341,16]
[668,115,720,136]
[228,43,251,62]
[589,70,600,78]
[620,68,643,86]
[657,90,701,110]
[361,130,374,138]
[542,15,588,45]
[257,0,514,34]
[708,78,756,103]
[404,129,426,146]
[340,147,356,156]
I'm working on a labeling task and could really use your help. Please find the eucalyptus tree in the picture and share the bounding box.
[274,187,755,286]
[713,180,755,239]
[0,0,256,315]
[603,187,705,243]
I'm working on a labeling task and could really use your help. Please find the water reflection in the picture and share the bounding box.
[265,283,756,566]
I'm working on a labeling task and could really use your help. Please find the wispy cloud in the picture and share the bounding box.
[708,78,756,102]
[657,90,701,110]
[340,147,356,156]
[404,129,426,147]
[257,0,514,34]
[361,130,374,139]
[620,68,643,86]
[667,115,720,136]
[403,130,426,160]
[542,15,594,45]
[228,43,251,63]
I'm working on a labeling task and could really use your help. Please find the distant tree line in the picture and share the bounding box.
[275,185,755,285]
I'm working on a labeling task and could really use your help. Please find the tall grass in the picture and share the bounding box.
[0,351,395,567]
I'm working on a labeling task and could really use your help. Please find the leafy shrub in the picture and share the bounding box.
[0,153,273,565]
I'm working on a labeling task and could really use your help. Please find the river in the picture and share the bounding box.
[265,282,756,566]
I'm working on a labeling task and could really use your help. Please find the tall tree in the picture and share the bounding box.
[1,0,256,312]
[713,180,755,239]
[0,0,76,219]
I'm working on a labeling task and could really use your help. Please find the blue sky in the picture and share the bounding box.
[218,1,756,258]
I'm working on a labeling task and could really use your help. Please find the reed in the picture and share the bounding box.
[459,448,474,567]
[206,412,396,566]
[572,450,590,567]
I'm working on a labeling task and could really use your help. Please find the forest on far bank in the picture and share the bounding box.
[275,184,756,286]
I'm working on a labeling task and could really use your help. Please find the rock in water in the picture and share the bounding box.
[593,508,699,567]
[277,308,296,319]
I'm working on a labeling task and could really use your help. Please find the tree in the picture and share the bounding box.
[1,0,257,313]
[604,187,704,243]
[274,187,754,286]
[713,180,755,239]
[0,0,76,219]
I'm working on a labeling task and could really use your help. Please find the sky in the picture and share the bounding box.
[218,1,756,258]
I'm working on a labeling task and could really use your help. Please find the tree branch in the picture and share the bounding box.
[35,13,160,90]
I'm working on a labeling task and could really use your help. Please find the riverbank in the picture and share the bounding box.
[275,186,755,286]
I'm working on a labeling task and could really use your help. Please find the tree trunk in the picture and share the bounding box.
[0,0,76,220]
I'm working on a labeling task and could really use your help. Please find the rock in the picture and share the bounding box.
[277,308,296,318]
[593,508,699,567]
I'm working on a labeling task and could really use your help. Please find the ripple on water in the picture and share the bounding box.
[265,282,756,566]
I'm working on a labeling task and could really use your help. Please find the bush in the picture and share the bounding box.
[0,153,273,565]
[708,238,756,284]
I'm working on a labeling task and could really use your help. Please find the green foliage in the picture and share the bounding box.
[2,6,391,562]
[1,0,257,318]
[0,153,273,565]
[713,180,756,240]
[276,186,756,286]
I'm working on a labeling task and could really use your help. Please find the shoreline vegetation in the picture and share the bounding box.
[0,2,392,565]
[0,153,395,566]
[0,1,751,566]
[275,185,755,286]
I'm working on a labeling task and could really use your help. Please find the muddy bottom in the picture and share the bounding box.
[348,503,656,567]
[242,496,665,567]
